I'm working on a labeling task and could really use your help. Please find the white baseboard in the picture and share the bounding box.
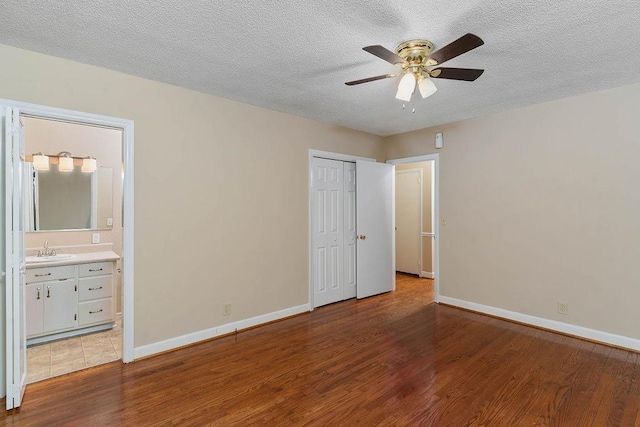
[439,296,640,352]
[134,304,311,360]
[421,271,434,279]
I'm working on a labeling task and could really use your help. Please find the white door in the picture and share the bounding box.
[311,158,344,307]
[3,107,27,409]
[356,160,395,299]
[343,162,357,299]
[395,169,421,275]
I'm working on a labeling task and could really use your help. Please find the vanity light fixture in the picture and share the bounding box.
[32,152,50,171]
[58,152,74,172]
[30,152,98,173]
[82,156,97,173]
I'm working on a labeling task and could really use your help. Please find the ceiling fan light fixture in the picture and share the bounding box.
[395,73,416,102]
[418,77,437,98]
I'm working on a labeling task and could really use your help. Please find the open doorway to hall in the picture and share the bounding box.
[395,160,435,291]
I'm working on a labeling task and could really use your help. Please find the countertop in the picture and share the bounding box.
[25,251,120,269]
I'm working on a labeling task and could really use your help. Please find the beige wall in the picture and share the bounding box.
[385,82,640,339]
[0,43,385,349]
[396,162,433,273]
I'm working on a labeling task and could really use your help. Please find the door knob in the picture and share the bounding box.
[358,234,366,240]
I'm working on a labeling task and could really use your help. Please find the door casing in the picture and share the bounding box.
[387,154,440,302]
[0,98,135,402]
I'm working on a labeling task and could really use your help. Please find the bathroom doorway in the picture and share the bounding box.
[2,99,134,410]
[23,116,124,383]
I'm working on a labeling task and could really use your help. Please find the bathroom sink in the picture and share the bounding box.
[25,254,76,264]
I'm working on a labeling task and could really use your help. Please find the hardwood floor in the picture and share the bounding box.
[2,273,639,426]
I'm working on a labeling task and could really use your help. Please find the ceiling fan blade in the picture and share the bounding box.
[362,45,406,65]
[430,67,484,81]
[429,33,484,65]
[345,74,396,86]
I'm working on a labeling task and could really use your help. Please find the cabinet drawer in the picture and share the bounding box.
[79,299,113,326]
[26,265,75,283]
[78,262,113,277]
[78,276,112,301]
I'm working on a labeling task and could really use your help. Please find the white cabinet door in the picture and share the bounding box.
[26,284,44,337]
[43,280,77,333]
[356,160,395,299]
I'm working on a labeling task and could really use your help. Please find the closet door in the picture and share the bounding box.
[311,158,344,307]
[343,162,357,299]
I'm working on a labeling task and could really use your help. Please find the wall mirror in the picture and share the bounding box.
[26,164,114,232]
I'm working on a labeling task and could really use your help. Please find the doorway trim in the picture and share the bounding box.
[387,154,440,302]
[0,98,135,363]
[308,150,374,310]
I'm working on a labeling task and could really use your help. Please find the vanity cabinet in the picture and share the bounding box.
[26,259,116,341]
[26,265,77,336]
[78,262,113,326]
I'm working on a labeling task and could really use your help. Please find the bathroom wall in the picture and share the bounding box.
[0,43,385,360]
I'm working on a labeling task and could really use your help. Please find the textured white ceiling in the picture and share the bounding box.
[1,1,639,136]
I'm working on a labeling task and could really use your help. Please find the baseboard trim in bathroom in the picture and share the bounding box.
[27,323,114,346]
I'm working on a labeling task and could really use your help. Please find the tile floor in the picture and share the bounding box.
[26,317,122,384]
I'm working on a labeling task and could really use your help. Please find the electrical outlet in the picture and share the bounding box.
[92,233,100,244]
[441,218,447,227]
[557,302,568,315]
[223,304,231,316]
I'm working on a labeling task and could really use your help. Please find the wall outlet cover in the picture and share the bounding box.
[557,302,568,315]
[92,233,100,244]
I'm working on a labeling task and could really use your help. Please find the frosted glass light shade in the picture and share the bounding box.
[58,155,74,172]
[395,73,416,102]
[82,157,97,173]
[32,153,49,171]
[418,77,437,98]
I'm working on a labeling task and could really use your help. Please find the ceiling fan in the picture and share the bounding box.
[345,33,484,102]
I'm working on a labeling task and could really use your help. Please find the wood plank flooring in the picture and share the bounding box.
[2,273,639,426]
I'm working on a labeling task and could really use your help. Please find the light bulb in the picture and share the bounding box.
[418,77,437,98]
[58,155,74,172]
[82,157,97,173]
[395,73,416,102]
[32,153,49,171]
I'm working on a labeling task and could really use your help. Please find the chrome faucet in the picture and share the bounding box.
[37,240,57,257]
